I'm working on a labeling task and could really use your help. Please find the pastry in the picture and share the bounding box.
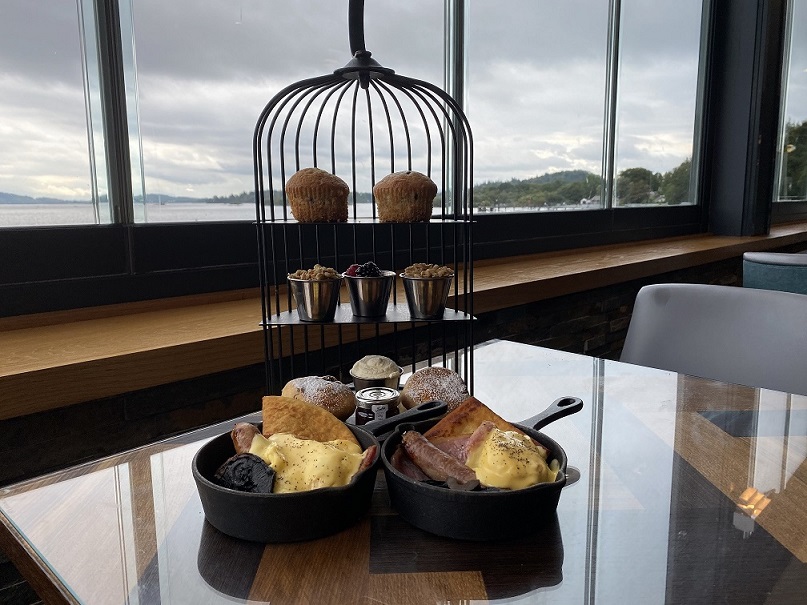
[281,375,356,421]
[423,396,523,440]
[373,170,437,222]
[262,395,359,447]
[285,167,349,222]
[399,366,469,412]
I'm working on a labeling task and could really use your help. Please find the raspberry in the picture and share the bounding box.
[345,264,360,276]
[355,261,382,277]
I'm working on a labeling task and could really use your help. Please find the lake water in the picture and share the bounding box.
[0,203,342,227]
[0,201,585,228]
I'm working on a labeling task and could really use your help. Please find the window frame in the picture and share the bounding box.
[771,0,807,219]
[1,0,785,317]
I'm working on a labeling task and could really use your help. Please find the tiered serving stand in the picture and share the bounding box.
[253,0,474,394]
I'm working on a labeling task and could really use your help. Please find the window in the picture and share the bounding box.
[0,0,107,227]
[468,0,609,212]
[1,1,783,315]
[123,0,443,223]
[775,0,807,204]
[3,0,704,227]
[613,0,702,208]
[467,0,702,213]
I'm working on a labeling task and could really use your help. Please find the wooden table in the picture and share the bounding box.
[2,339,807,604]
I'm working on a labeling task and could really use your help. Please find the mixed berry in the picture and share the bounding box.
[345,261,383,277]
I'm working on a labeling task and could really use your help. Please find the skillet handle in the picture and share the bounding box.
[361,400,448,441]
[522,396,584,431]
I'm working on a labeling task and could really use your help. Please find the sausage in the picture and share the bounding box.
[391,446,430,481]
[401,430,477,484]
[231,422,260,454]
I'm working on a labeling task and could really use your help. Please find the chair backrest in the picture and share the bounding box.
[742,251,807,295]
[620,283,807,395]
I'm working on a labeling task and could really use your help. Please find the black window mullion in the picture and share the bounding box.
[601,0,622,210]
[94,0,134,228]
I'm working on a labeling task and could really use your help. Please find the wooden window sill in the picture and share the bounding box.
[3,220,807,420]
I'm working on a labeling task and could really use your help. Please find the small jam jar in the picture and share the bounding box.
[354,387,400,425]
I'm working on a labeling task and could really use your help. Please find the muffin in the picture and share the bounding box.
[285,167,349,223]
[373,170,437,222]
[399,366,470,412]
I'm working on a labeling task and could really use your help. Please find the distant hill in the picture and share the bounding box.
[0,170,600,209]
[0,192,89,205]
[138,193,201,204]
[524,170,594,185]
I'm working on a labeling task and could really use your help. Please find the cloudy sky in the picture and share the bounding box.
[1,0,805,203]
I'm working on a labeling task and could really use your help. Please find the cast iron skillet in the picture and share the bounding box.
[192,400,447,543]
[380,396,584,541]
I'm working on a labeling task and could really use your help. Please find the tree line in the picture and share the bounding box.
[171,116,807,209]
[781,120,807,199]
[473,159,692,210]
[213,159,693,210]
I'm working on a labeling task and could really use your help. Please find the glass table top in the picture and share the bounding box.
[2,339,807,604]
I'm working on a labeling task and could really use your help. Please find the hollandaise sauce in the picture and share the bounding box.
[248,433,364,493]
[465,428,558,490]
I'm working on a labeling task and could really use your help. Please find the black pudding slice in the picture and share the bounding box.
[214,453,276,493]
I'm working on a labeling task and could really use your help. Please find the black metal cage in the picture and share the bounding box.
[253,0,474,394]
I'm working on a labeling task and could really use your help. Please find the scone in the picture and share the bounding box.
[399,366,469,412]
[285,167,349,223]
[281,375,356,421]
[373,170,437,222]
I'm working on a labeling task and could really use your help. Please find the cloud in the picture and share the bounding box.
[0,1,85,84]
[0,0,786,206]
[0,73,93,200]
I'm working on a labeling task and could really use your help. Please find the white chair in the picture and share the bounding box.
[620,283,807,396]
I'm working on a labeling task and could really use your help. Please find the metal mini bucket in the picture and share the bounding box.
[287,276,343,321]
[400,274,454,320]
[350,366,404,391]
[343,270,395,317]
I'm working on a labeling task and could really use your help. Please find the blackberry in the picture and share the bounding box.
[355,261,382,277]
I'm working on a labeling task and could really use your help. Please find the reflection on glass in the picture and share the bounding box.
[597,360,679,603]
[124,0,443,224]
[0,0,107,227]
[776,0,807,203]
[613,0,702,207]
[468,0,609,213]
[6,342,807,603]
